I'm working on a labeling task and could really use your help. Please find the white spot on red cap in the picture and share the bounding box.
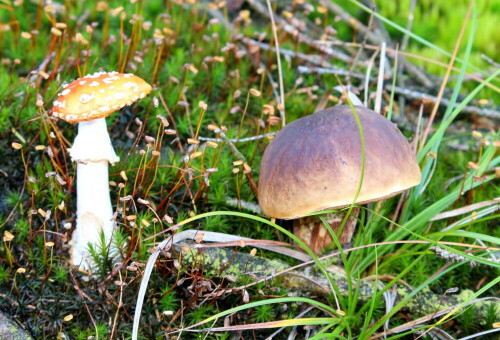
[122,82,139,89]
[79,93,94,103]
[79,80,87,85]
[102,76,120,84]
[61,89,71,96]
[89,81,100,87]
[53,100,66,108]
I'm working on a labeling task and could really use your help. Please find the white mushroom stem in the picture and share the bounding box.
[69,118,119,270]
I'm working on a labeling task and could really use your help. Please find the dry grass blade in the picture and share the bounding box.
[441,204,500,232]
[132,240,166,340]
[374,42,386,113]
[430,198,500,221]
[368,297,500,339]
[170,229,310,262]
[364,49,380,106]
[241,37,336,68]
[386,86,500,118]
[198,132,276,143]
[180,317,335,333]
[264,0,286,127]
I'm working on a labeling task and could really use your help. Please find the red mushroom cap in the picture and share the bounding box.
[51,71,152,123]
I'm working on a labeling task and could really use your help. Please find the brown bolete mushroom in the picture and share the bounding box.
[258,105,421,254]
[51,71,152,269]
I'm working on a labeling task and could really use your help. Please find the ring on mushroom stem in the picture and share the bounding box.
[51,71,152,270]
[258,105,421,254]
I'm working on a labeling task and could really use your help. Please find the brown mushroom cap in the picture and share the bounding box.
[258,105,421,219]
[51,71,152,123]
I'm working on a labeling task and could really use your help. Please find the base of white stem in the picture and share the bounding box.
[71,160,117,270]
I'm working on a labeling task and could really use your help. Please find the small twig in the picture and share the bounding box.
[240,37,336,68]
[265,0,286,127]
[199,132,275,143]
[157,92,184,152]
[213,128,248,163]
[364,49,380,107]
[481,54,500,68]
[225,197,262,214]
[297,65,367,80]
[346,0,375,85]
[110,269,125,339]
[374,42,386,113]
[69,271,98,334]
[213,127,259,197]
[29,52,54,83]
[387,85,500,119]
[198,132,275,143]
[262,62,282,110]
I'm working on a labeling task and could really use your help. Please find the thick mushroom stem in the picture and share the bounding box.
[73,161,115,268]
[69,118,119,269]
[293,210,359,254]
